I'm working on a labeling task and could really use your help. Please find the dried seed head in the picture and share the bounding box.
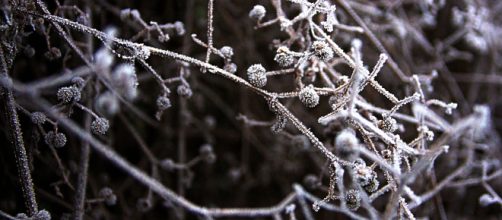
[160,158,176,171]
[156,95,172,111]
[199,144,216,164]
[224,62,237,74]
[31,112,47,125]
[57,86,81,103]
[353,164,376,187]
[274,46,294,67]
[249,5,266,21]
[45,131,67,148]
[96,92,120,116]
[33,209,51,220]
[299,85,319,108]
[177,84,193,98]
[345,189,361,210]
[271,114,288,133]
[364,177,379,193]
[292,135,311,150]
[479,194,496,206]
[71,76,85,88]
[91,117,110,135]
[336,129,359,148]
[247,64,267,87]
[303,174,320,189]
[378,117,398,133]
[220,46,234,59]
[112,64,138,100]
[172,21,185,35]
[94,48,114,69]
[312,41,333,61]
[99,187,117,206]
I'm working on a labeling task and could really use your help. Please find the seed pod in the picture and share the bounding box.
[271,114,288,133]
[219,46,234,59]
[345,189,361,210]
[312,41,334,61]
[156,95,172,111]
[45,131,67,148]
[199,144,216,164]
[160,158,176,171]
[378,117,398,133]
[33,210,51,220]
[177,84,193,98]
[249,5,266,21]
[247,64,267,88]
[91,117,110,135]
[31,112,47,125]
[353,164,376,187]
[364,177,380,193]
[99,187,117,206]
[57,86,81,103]
[96,92,120,116]
[299,85,319,108]
[274,46,294,67]
[335,129,359,160]
[303,174,320,190]
[224,62,237,73]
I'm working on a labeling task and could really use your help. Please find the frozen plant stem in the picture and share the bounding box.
[0,49,38,216]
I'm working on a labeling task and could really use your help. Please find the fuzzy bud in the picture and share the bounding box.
[177,84,193,98]
[353,164,377,187]
[345,189,361,210]
[31,112,47,125]
[299,85,319,108]
[364,178,380,193]
[199,144,216,164]
[224,63,237,74]
[33,209,51,220]
[57,86,81,103]
[44,131,67,148]
[249,5,266,21]
[479,194,496,207]
[220,46,234,59]
[274,46,294,67]
[96,92,120,116]
[99,187,117,206]
[156,95,171,111]
[247,64,267,88]
[91,117,110,135]
[312,41,333,61]
[378,117,398,133]
[160,158,176,171]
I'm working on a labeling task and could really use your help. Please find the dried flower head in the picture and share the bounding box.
[199,144,216,164]
[299,85,319,108]
[378,117,398,133]
[345,189,361,210]
[44,131,67,148]
[91,117,110,135]
[33,209,51,220]
[177,84,193,98]
[274,46,294,67]
[31,112,47,125]
[156,95,172,111]
[57,86,81,103]
[312,41,333,61]
[220,46,234,59]
[249,5,266,21]
[247,64,267,88]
